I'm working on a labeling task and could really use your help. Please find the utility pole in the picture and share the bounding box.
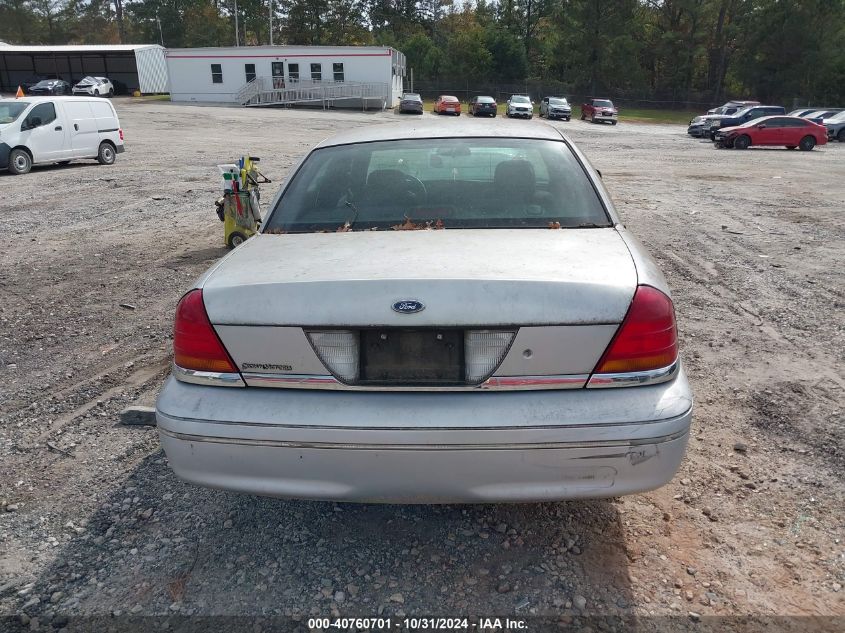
[156,10,164,46]
[234,0,240,47]
[269,0,274,45]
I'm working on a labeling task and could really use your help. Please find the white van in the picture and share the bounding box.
[0,96,125,175]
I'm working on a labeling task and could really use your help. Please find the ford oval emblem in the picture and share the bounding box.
[392,300,425,314]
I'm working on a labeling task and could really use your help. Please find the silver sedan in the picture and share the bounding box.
[156,121,692,503]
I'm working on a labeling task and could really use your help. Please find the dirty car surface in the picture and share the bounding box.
[156,120,693,503]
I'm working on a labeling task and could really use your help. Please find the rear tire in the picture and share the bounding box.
[97,142,116,165]
[8,148,32,175]
[838,129,845,142]
[798,135,816,151]
[227,232,247,249]
[107,88,114,97]
[733,135,751,150]
[611,121,617,126]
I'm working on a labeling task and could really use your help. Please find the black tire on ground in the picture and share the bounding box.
[227,232,247,249]
[611,121,617,125]
[565,116,570,121]
[97,142,117,165]
[798,135,816,151]
[714,141,725,149]
[838,129,845,142]
[8,148,32,175]
[107,88,114,97]
[733,135,751,150]
[580,112,586,120]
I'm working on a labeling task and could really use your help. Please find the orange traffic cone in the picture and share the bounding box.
[16,85,24,98]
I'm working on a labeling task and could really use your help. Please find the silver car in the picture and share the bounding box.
[156,121,692,503]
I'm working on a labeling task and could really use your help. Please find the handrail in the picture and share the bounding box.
[238,77,389,109]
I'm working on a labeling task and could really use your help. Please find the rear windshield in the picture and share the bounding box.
[402,94,421,100]
[266,138,610,232]
[476,96,495,103]
[0,102,29,124]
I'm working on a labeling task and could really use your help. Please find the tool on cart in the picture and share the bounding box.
[216,156,272,249]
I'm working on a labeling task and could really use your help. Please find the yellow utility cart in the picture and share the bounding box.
[216,156,271,249]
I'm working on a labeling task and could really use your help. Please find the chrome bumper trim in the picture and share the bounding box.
[586,361,679,389]
[173,364,245,387]
[241,372,588,391]
[158,426,688,451]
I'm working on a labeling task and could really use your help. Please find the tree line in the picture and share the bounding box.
[2,0,844,107]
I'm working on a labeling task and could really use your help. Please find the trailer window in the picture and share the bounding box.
[333,63,344,82]
[245,64,256,83]
[288,64,299,81]
[211,64,223,84]
[310,63,322,81]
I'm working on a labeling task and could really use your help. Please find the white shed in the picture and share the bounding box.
[0,44,168,94]
[165,45,406,109]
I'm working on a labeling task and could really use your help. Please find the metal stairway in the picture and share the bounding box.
[237,77,388,110]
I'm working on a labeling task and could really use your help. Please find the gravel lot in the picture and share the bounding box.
[0,99,843,632]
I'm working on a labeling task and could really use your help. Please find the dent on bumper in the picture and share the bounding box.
[156,369,693,502]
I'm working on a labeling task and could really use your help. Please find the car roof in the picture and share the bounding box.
[0,96,107,104]
[314,120,566,148]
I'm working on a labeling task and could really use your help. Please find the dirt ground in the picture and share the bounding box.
[0,99,843,632]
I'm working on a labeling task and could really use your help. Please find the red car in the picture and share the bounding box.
[581,97,617,125]
[434,95,461,116]
[715,115,828,151]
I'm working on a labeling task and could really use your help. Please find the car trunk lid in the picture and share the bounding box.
[201,229,637,327]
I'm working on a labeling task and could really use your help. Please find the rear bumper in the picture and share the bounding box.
[156,368,693,503]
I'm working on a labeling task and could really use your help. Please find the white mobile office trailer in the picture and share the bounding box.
[0,44,168,95]
[165,46,406,109]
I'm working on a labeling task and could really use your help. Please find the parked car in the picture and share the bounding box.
[823,111,845,142]
[707,100,759,115]
[398,93,423,114]
[540,97,571,121]
[26,79,71,96]
[688,102,760,136]
[0,96,125,175]
[469,95,497,117]
[505,94,533,119]
[72,76,114,97]
[434,95,461,116]
[155,121,693,503]
[801,109,843,125]
[714,115,827,151]
[581,98,617,124]
[787,108,823,117]
[706,105,785,140]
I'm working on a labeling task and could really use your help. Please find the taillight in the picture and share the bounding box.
[119,129,124,140]
[592,286,678,375]
[173,289,238,373]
